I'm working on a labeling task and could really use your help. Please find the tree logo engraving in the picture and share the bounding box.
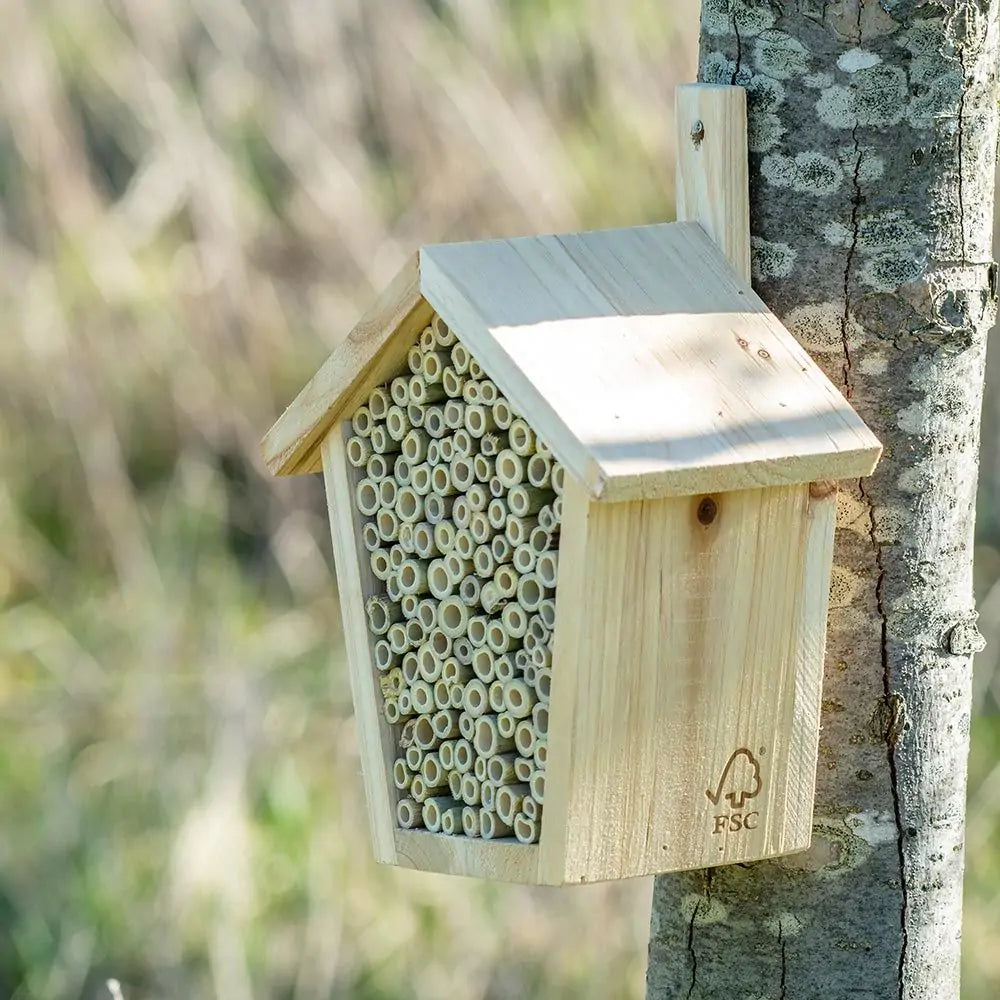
[706,748,762,810]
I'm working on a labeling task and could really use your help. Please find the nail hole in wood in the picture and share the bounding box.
[697,496,718,525]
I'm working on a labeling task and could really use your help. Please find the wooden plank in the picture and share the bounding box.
[394,831,541,883]
[548,482,837,883]
[264,255,432,476]
[675,83,751,282]
[420,224,881,503]
[322,427,399,863]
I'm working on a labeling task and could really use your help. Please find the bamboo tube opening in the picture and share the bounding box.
[427,439,441,466]
[504,679,534,718]
[489,476,505,496]
[439,437,455,463]
[431,315,454,346]
[413,714,437,749]
[492,396,513,427]
[454,739,474,773]
[467,484,488,511]
[527,453,552,488]
[361,522,381,553]
[410,776,431,803]
[453,636,473,665]
[522,794,539,820]
[461,773,481,805]
[385,406,410,441]
[427,559,453,599]
[453,530,476,561]
[397,798,420,829]
[442,367,464,398]
[534,740,548,769]
[462,679,489,717]
[406,402,425,429]
[518,574,544,611]
[509,485,551,518]
[486,499,507,530]
[501,603,528,639]
[508,419,535,456]
[552,464,565,496]
[459,711,475,740]
[474,454,495,483]
[419,323,435,352]
[481,781,496,813]
[532,703,549,737]
[497,712,517,739]
[346,436,371,468]
[409,463,431,497]
[539,598,557,630]
[459,574,482,606]
[374,640,397,671]
[396,487,423,524]
[405,745,423,770]
[487,753,517,785]
[444,553,473,584]
[440,806,463,835]
[488,681,506,714]
[448,684,464,709]
[494,653,516,683]
[443,399,465,431]
[514,813,539,844]
[467,513,490,545]
[538,504,555,532]
[480,582,502,615]
[462,379,480,404]
[465,404,496,438]
[356,480,381,517]
[401,429,429,464]
[386,574,403,603]
[531,644,552,669]
[409,375,446,406]
[523,662,538,686]
[393,758,411,790]
[505,515,537,547]
[402,652,421,685]
[450,457,475,492]
[366,596,400,634]
[480,810,512,840]
[428,628,451,658]
[523,631,538,654]
[366,454,389,481]
[429,680,448,709]
[491,534,513,564]
[442,657,471,685]
[486,621,513,655]
[480,433,502,458]
[351,405,374,437]
[467,615,488,648]
[427,466,453,500]
[513,757,534,783]
[453,428,473,457]
[473,545,495,579]
[398,558,428,595]
[438,597,469,638]
[462,806,480,837]
[451,341,470,375]
[471,647,495,683]
[422,794,446,830]
[535,667,552,703]
[432,521,455,555]
[384,698,400,724]
[424,406,446,438]
[479,380,498,405]
[395,459,413,491]
[527,615,549,642]
[371,425,401,455]
[421,752,443,787]
[474,756,489,782]
[411,680,435,715]
[530,771,545,805]
[388,544,406,570]
[452,496,471,529]
[495,450,524,488]
[529,526,553,556]
[387,623,408,655]
[496,782,529,823]
[449,769,464,800]
[368,386,391,420]
[514,721,535,757]
[417,644,441,682]
[536,552,558,588]
[494,565,519,599]
[410,341,425,372]
[412,521,438,557]
[390,376,410,407]
[421,351,449,385]
[405,619,424,649]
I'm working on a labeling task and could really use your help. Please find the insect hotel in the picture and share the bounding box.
[263,86,882,884]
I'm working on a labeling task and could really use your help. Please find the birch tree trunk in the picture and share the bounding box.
[647,3,999,998]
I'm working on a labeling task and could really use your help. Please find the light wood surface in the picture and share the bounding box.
[541,476,836,883]
[394,830,539,882]
[419,223,881,501]
[675,84,751,282]
[322,427,400,862]
[266,256,432,475]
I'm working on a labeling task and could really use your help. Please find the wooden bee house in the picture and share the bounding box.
[263,86,881,884]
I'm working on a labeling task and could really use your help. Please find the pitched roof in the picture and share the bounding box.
[263,222,881,499]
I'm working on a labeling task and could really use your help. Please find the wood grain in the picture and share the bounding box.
[394,830,539,883]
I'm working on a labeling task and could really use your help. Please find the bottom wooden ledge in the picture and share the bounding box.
[393,830,541,883]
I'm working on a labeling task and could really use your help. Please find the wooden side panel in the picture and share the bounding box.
[394,831,540,883]
[322,427,399,863]
[265,255,432,476]
[675,84,751,283]
[549,483,837,883]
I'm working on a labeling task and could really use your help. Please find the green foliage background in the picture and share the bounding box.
[0,1,996,998]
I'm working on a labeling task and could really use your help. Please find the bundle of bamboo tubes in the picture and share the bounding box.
[349,312,561,844]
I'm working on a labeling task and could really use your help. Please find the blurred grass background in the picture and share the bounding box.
[0,1,997,998]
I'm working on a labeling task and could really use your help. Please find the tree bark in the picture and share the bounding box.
[647,3,999,999]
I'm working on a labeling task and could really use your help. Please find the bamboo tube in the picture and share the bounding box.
[513,812,539,844]
[532,702,549,737]
[480,809,513,840]
[491,534,513,565]
[387,623,408,656]
[514,649,530,672]
[453,530,476,561]
[371,425,402,455]
[427,559,453,599]
[480,432,504,458]
[489,475,505,498]
[433,520,457,555]
[527,453,552,488]
[453,636,473,665]
[480,581,502,615]
[497,711,517,739]
[346,435,372,469]
[486,753,518,785]
[411,522,438,558]
[443,398,465,431]
[427,627,451,659]
[529,526,555,556]
[439,436,455,464]
[449,769,464,801]
[450,686,465,711]
[464,404,496,438]
[452,496,472,530]
[413,713,439,750]
[537,504,555,532]
[461,379,481,404]
[385,406,410,442]
[401,652,421,687]
[419,324,436,353]
[552,463,565,496]
[410,680,435,716]
[432,709,461,740]
[522,794,539,821]
[473,454,495,484]
[529,769,546,805]
[495,782,529,823]
[513,756,534,784]
[388,543,406,571]
[411,775,449,804]
[454,738,474,773]
[473,544,496,579]
[366,597,401,635]
[523,631,538,654]
[361,522,381,554]
[523,662,538,686]
[527,615,549,643]
[416,643,441,683]
[459,574,482,607]
[539,598,556,630]
[495,449,525,488]
[368,385,391,421]
[462,679,489,717]
[452,428,474,458]
[351,405,374,437]
[531,644,552,670]
[442,657,473,685]
[396,798,421,829]
[486,499,507,530]
[390,375,411,407]
[405,618,424,648]
[434,597,467,639]
[480,781,497,813]
[385,574,403,604]
[408,343,424,375]
[409,375,447,406]
[468,512,491,546]
[494,565,520,600]
[486,621,516,655]
[394,487,423,524]
[436,680,455,710]
[439,804,464,835]
[421,350,450,385]
[424,405,446,439]
[469,358,485,379]
[398,558,429,596]
[535,667,552,704]
[467,483,489,512]
[393,758,412,790]
[501,603,528,640]
[431,314,455,346]
[384,698,401,724]
[450,456,476,492]
[442,366,464,398]
[397,519,416,553]
[425,494,455,526]
[467,615,488,648]
[405,744,424,770]
[461,805,481,837]
[474,755,489,782]
[459,711,477,740]
[505,515,538,548]
[451,341,471,375]
[536,437,552,458]
[494,653,517,684]
[471,646,496,683]
[508,418,536,456]
[479,380,498,405]
[492,398,513,430]
[503,679,535,719]
[374,639,398,672]
[461,773,481,806]
[410,463,433,496]
[533,739,548,770]
[366,454,390,482]
[426,439,442,466]
[517,573,545,612]
[514,720,535,758]
[508,485,552,518]
[356,479,381,517]
[535,554,558,592]
[444,553,473,585]
[476,715,514,757]
[401,429,430,464]
[407,403,425,429]
[421,752,445,788]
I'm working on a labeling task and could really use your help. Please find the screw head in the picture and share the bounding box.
[691,119,705,146]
